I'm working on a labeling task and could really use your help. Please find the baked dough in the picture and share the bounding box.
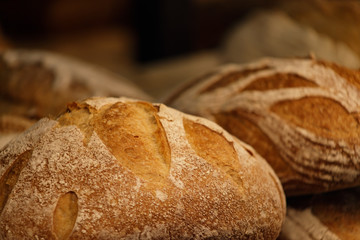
[166,57,360,196]
[0,97,285,239]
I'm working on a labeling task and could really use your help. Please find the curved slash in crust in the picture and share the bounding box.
[53,191,79,240]
[0,150,32,215]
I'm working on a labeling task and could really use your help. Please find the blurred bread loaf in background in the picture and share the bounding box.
[0,49,152,148]
[0,114,35,149]
[276,0,360,61]
[0,49,151,120]
[221,10,360,69]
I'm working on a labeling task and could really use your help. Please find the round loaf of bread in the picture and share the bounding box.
[0,97,285,239]
[165,57,360,196]
[0,49,152,120]
[279,187,360,240]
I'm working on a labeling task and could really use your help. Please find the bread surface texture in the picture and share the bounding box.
[166,57,360,196]
[0,97,285,239]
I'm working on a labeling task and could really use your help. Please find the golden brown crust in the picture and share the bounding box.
[0,97,285,239]
[200,66,271,93]
[271,97,360,144]
[53,191,79,240]
[317,60,360,91]
[214,111,295,184]
[241,73,318,92]
[166,57,360,196]
[183,118,243,188]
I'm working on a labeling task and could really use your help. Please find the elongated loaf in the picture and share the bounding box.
[0,114,35,149]
[166,57,360,196]
[279,187,360,240]
[0,49,152,120]
[0,97,285,239]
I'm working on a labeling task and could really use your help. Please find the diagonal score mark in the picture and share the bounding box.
[53,191,78,240]
[58,101,171,190]
[183,118,243,190]
[0,150,33,215]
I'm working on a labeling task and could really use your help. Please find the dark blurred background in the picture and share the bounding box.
[0,0,274,62]
[0,0,359,97]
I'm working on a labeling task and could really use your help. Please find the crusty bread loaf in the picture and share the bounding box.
[166,57,360,196]
[0,97,285,239]
[279,187,360,240]
[0,49,152,120]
